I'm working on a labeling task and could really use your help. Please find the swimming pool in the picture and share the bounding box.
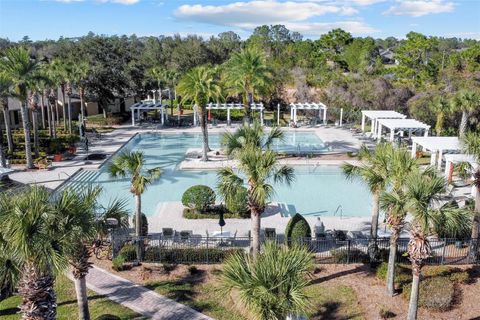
[62,132,372,217]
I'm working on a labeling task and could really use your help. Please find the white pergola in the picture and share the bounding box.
[411,136,461,170]
[361,110,406,134]
[443,153,478,179]
[289,103,328,125]
[196,103,265,126]
[130,101,169,126]
[376,118,430,142]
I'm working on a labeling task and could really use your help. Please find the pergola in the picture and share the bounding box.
[411,136,461,170]
[195,103,265,126]
[130,101,169,126]
[361,110,406,134]
[289,103,328,125]
[443,154,478,180]
[376,118,430,142]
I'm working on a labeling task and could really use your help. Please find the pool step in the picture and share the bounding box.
[57,169,101,195]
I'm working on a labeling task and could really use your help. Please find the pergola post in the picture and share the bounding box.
[277,104,280,126]
[411,142,417,158]
[430,151,437,166]
[260,108,264,126]
[437,149,443,170]
[131,108,135,126]
[293,108,297,124]
[161,108,164,125]
[424,128,429,137]
[377,123,383,140]
[323,108,327,125]
[371,118,376,134]
[227,108,231,126]
[389,128,395,142]
[340,108,343,127]
[361,113,365,132]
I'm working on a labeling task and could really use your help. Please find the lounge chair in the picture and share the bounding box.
[162,228,174,239]
[179,230,192,241]
[265,228,276,239]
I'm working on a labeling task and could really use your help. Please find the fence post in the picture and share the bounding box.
[441,238,447,265]
[347,240,351,264]
[206,234,209,264]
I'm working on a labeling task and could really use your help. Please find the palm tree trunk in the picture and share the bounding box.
[459,111,469,137]
[0,127,6,167]
[55,99,60,127]
[51,101,57,139]
[199,105,209,161]
[17,262,56,320]
[386,229,399,296]
[135,194,143,261]
[40,94,46,129]
[471,185,480,240]
[407,267,421,320]
[246,91,253,124]
[68,95,72,134]
[46,99,53,138]
[3,108,13,153]
[74,276,90,320]
[61,86,67,130]
[80,90,85,121]
[435,112,444,136]
[371,190,380,238]
[20,102,34,169]
[251,207,261,259]
[32,110,40,159]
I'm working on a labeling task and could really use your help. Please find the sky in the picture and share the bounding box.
[0,0,479,41]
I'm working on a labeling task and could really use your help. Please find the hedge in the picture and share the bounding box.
[132,213,149,236]
[225,186,249,217]
[285,213,311,243]
[330,248,369,263]
[141,247,242,264]
[402,276,455,311]
[181,185,216,212]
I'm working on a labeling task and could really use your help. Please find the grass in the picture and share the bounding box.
[306,283,365,320]
[0,275,142,320]
[146,278,245,320]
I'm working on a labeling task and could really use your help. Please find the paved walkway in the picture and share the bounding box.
[83,266,213,320]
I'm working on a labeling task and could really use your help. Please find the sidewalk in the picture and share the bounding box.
[81,266,213,320]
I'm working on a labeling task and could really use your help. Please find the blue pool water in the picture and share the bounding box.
[64,132,372,217]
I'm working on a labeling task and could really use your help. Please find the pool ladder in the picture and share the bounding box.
[333,205,343,219]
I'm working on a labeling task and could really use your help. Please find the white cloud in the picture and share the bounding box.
[175,1,358,27]
[285,21,379,35]
[383,0,455,17]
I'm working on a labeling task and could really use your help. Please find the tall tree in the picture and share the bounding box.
[107,151,161,261]
[0,73,13,166]
[177,66,221,161]
[403,172,470,320]
[50,59,68,129]
[0,47,42,169]
[428,95,451,136]
[451,90,480,136]
[69,61,90,121]
[462,132,480,241]
[218,123,294,258]
[224,48,272,123]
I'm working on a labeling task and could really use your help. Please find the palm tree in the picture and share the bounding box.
[177,66,222,161]
[451,90,480,136]
[218,123,294,258]
[53,186,129,320]
[0,186,72,319]
[69,61,90,121]
[164,70,179,116]
[50,59,68,130]
[429,95,451,136]
[342,143,392,239]
[107,151,161,260]
[224,48,272,123]
[222,241,313,320]
[462,132,480,241]
[28,91,40,159]
[0,47,42,169]
[403,172,470,320]
[0,73,14,154]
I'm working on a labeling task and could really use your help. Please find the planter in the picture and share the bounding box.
[68,146,77,154]
[53,154,63,162]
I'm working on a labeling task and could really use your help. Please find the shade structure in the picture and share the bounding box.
[411,136,461,170]
[201,103,265,126]
[443,153,478,179]
[290,102,328,125]
[376,118,430,142]
[361,110,406,134]
[130,101,169,126]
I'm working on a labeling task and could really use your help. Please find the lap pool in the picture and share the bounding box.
[62,132,372,217]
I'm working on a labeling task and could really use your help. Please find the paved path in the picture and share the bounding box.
[83,266,213,320]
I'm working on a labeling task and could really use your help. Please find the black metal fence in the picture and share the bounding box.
[112,235,480,265]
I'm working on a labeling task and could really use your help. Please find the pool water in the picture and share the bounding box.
[63,132,372,217]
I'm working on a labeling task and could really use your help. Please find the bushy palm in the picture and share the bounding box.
[462,132,480,240]
[49,58,69,129]
[403,172,470,320]
[0,47,43,169]
[224,48,272,122]
[177,66,222,161]
[218,123,294,258]
[68,61,90,121]
[107,151,161,259]
[428,96,451,136]
[342,143,392,238]
[451,90,480,136]
[222,242,313,320]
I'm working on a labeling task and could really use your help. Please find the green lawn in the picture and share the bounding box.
[0,275,141,320]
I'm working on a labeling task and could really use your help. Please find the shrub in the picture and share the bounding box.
[285,213,311,243]
[118,244,137,261]
[379,307,396,319]
[132,213,148,236]
[183,205,245,219]
[225,186,249,216]
[181,185,216,212]
[162,263,177,273]
[143,247,242,264]
[402,276,455,311]
[112,256,125,271]
[188,265,199,275]
[449,270,469,284]
[331,248,369,263]
[375,262,412,285]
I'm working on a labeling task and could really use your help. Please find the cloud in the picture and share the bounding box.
[284,21,379,35]
[383,0,454,17]
[175,1,358,28]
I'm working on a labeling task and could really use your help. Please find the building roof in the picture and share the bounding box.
[130,102,168,110]
[290,102,327,110]
[377,118,430,130]
[411,136,460,152]
[361,110,406,120]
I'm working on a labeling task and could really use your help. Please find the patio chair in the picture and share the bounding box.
[265,228,276,239]
[179,230,192,241]
[162,228,174,240]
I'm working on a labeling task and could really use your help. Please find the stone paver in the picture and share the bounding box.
[83,266,213,320]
